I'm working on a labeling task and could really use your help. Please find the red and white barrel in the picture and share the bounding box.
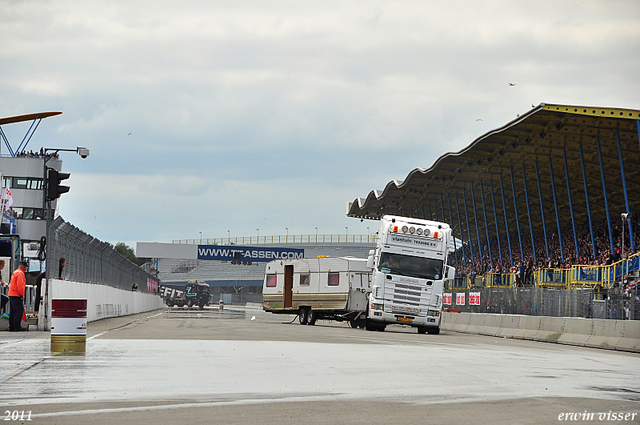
[51,299,87,355]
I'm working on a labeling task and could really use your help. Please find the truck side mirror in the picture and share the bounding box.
[445,265,456,280]
[367,250,375,269]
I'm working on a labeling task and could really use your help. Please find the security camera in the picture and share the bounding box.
[621,213,630,222]
[77,147,90,159]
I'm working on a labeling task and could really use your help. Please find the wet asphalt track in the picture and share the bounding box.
[1,306,639,425]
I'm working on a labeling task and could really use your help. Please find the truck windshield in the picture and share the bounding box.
[378,252,443,280]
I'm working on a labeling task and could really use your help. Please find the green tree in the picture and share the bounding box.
[113,242,145,266]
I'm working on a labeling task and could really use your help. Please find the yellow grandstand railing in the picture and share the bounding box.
[172,234,378,245]
[448,277,470,290]
[601,251,640,288]
[535,268,571,288]
[485,273,516,288]
[569,265,605,289]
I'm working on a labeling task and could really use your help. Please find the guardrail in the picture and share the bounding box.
[172,234,378,245]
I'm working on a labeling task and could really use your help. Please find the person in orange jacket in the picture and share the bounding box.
[8,261,28,331]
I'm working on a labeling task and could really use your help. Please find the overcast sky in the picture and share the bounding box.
[1,0,639,249]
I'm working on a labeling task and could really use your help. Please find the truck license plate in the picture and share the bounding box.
[396,316,413,323]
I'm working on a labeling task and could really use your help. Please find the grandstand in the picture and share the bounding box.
[348,103,640,272]
[346,103,640,319]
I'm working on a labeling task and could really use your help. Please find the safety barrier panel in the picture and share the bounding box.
[498,315,521,338]
[441,312,640,353]
[512,315,542,340]
[479,314,503,337]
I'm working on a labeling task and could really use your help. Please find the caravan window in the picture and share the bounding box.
[265,274,277,287]
[328,272,339,286]
[299,274,310,286]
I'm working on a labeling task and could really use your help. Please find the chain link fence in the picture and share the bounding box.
[49,217,158,292]
[444,286,640,320]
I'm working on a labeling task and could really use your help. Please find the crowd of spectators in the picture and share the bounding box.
[15,149,59,159]
[452,215,639,279]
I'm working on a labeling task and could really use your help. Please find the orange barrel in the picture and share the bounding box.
[51,299,87,355]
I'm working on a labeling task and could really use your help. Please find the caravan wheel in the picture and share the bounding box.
[298,308,308,325]
[307,309,317,325]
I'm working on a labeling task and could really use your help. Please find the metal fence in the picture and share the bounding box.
[49,217,158,292]
[173,234,378,245]
[443,286,640,320]
[444,287,640,320]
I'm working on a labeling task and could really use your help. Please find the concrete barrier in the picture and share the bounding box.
[536,316,566,343]
[479,314,503,337]
[512,315,541,340]
[498,315,521,338]
[445,311,470,333]
[465,313,486,334]
[441,312,640,353]
[558,317,593,346]
[615,321,640,352]
[40,279,163,330]
[586,319,624,350]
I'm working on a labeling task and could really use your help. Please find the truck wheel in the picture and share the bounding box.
[376,324,386,332]
[427,326,440,335]
[349,320,358,328]
[417,326,427,334]
[307,309,317,325]
[166,299,174,307]
[298,308,308,325]
[187,300,194,308]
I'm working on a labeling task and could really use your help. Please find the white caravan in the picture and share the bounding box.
[262,256,371,326]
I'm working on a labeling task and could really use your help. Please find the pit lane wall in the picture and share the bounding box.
[41,279,163,329]
[441,312,640,353]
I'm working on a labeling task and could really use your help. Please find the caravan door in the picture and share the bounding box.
[284,265,293,308]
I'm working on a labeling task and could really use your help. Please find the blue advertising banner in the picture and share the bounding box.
[197,245,304,262]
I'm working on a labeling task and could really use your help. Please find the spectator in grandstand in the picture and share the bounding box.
[58,257,66,280]
[8,261,28,331]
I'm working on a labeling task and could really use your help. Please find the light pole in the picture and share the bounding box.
[199,231,202,244]
[227,230,230,243]
[42,146,89,331]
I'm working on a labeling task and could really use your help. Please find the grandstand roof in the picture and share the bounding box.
[347,103,640,254]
